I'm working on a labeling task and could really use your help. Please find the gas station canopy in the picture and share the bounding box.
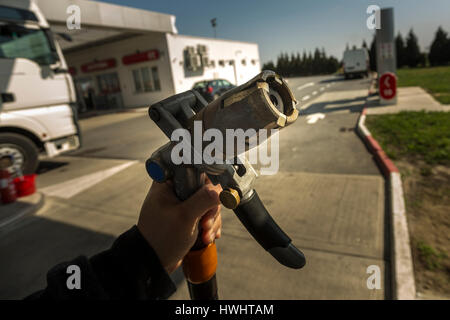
[34,0,177,52]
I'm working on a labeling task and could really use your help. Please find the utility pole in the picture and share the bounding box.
[210,18,217,38]
[376,7,397,105]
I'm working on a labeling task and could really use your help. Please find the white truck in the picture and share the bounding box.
[343,48,370,79]
[0,0,81,174]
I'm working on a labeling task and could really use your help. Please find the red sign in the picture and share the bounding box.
[122,50,159,65]
[379,72,396,100]
[81,58,116,73]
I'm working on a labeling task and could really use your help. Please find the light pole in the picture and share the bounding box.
[210,18,217,38]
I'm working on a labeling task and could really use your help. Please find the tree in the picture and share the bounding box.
[429,27,449,66]
[261,48,340,77]
[418,52,427,67]
[313,48,322,74]
[295,53,302,75]
[291,53,298,77]
[307,51,313,75]
[262,61,276,71]
[405,29,421,67]
[395,32,406,68]
[301,51,308,75]
[276,53,288,76]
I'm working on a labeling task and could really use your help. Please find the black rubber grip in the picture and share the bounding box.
[150,91,197,114]
[187,275,218,300]
[149,90,207,138]
[233,191,306,269]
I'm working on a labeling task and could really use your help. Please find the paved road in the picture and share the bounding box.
[287,74,342,107]
[0,75,389,299]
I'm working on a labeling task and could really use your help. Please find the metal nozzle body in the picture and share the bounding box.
[189,70,298,137]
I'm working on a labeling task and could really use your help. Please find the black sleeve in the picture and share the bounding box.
[25,226,177,300]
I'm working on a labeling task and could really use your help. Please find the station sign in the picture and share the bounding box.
[122,50,159,65]
[81,58,117,73]
[379,72,396,101]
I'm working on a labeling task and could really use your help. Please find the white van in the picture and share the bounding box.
[343,48,370,79]
[0,0,80,174]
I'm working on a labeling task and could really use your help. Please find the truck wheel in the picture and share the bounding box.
[0,133,39,175]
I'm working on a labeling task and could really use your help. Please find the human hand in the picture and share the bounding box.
[137,178,222,274]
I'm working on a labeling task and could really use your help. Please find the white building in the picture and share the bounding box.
[35,0,260,111]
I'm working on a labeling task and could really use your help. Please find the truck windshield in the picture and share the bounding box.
[0,24,58,65]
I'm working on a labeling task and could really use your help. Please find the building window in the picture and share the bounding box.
[241,59,246,65]
[141,67,153,91]
[151,66,161,90]
[132,69,142,92]
[132,66,161,93]
[218,60,225,67]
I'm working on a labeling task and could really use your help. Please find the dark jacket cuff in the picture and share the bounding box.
[90,225,177,299]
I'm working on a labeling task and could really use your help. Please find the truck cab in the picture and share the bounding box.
[0,0,80,174]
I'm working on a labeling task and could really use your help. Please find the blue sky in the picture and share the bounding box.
[98,0,450,63]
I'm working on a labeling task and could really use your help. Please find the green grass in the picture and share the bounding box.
[365,111,450,165]
[416,240,447,271]
[397,66,450,104]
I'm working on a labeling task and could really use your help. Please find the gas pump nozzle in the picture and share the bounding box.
[146,71,305,299]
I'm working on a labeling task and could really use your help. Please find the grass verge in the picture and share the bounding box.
[366,111,450,297]
[365,111,450,165]
[397,66,450,104]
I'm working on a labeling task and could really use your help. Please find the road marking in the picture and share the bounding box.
[301,95,310,101]
[306,113,325,124]
[312,91,318,95]
[320,87,325,91]
[326,84,330,87]
[40,161,137,199]
[296,82,314,91]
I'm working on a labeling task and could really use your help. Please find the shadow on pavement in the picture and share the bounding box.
[0,215,187,299]
[36,160,69,175]
[0,217,116,299]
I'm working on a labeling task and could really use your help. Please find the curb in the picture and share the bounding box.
[357,105,416,300]
[0,192,45,233]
